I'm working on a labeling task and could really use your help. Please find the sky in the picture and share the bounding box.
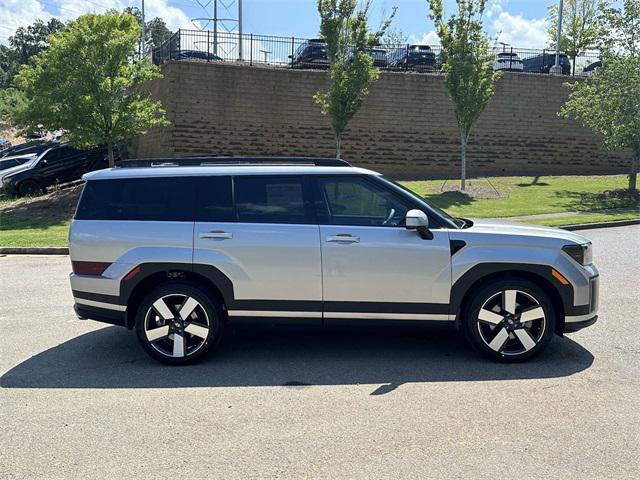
[0,0,554,49]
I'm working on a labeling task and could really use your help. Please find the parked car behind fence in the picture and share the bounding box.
[388,45,437,72]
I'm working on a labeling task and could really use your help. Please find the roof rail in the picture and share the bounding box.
[119,156,351,168]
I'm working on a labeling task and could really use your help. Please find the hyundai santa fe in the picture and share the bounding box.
[69,157,599,365]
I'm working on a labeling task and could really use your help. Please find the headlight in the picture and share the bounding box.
[562,243,593,266]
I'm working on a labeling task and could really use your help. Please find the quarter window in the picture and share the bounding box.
[75,177,195,221]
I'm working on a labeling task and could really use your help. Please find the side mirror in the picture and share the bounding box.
[405,209,428,228]
[405,209,433,240]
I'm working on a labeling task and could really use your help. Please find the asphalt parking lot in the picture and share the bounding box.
[1,225,639,479]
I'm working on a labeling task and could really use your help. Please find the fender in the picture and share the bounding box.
[449,262,589,318]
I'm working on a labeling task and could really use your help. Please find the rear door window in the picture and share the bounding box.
[75,177,195,221]
[233,175,315,224]
[195,175,234,222]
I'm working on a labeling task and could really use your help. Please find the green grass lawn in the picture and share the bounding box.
[0,175,638,247]
[401,175,639,218]
[0,214,70,247]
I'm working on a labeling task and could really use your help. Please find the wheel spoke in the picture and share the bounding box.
[146,325,169,342]
[503,290,517,315]
[478,308,504,325]
[514,328,537,351]
[179,297,200,321]
[488,327,510,352]
[152,298,174,320]
[172,333,185,357]
[520,306,544,322]
[184,323,209,340]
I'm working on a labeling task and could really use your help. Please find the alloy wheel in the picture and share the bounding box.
[144,294,210,358]
[476,289,546,356]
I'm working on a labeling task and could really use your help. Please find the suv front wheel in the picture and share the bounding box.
[462,278,556,362]
[135,282,224,365]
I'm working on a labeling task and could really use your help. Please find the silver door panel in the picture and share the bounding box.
[320,226,452,305]
[194,222,322,302]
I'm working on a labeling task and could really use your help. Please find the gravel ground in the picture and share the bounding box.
[1,226,638,479]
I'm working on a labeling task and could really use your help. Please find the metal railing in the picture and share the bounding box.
[151,30,601,76]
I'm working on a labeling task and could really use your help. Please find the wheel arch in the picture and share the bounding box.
[451,264,570,335]
[122,263,234,329]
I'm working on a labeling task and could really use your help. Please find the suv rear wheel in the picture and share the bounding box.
[462,278,556,362]
[135,282,224,365]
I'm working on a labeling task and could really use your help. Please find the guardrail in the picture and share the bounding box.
[151,29,601,76]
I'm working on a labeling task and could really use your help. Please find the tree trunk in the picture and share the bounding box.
[336,135,341,159]
[630,150,639,192]
[107,142,115,168]
[460,131,467,191]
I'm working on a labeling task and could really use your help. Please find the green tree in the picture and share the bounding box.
[145,17,172,52]
[427,0,499,190]
[383,27,408,45]
[13,13,168,167]
[560,0,640,191]
[314,0,394,158]
[597,0,639,56]
[0,88,26,122]
[122,6,172,55]
[547,0,605,74]
[0,45,20,88]
[9,18,65,65]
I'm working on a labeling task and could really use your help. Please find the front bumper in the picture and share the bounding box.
[563,273,599,333]
[564,315,597,333]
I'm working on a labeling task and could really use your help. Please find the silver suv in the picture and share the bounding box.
[69,157,599,365]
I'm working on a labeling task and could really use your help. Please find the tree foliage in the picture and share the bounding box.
[122,6,172,54]
[597,0,639,56]
[314,0,394,158]
[427,0,499,189]
[0,18,65,88]
[560,1,640,191]
[382,27,408,45]
[13,13,168,166]
[547,0,605,74]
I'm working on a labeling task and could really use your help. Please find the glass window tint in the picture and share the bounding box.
[319,176,411,227]
[75,177,195,221]
[234,176,312,224]
[196,176,233,222]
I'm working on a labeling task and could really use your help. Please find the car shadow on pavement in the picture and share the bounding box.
[0,324,594,393]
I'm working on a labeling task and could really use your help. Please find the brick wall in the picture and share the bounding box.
[132,61,630,179]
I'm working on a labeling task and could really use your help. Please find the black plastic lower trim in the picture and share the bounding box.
[74,303,126,327]
[563,315,597,333]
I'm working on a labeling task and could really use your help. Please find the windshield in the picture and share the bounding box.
[377,176,463,228]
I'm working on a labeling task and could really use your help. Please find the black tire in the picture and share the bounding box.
[135,282,224,365]
[17,179,41,197]
[461,277,556,362]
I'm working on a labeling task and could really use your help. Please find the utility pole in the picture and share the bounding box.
[213,0,218,56]
[550,0,564,75]
[238,0,243,60]
[141,0,146,58]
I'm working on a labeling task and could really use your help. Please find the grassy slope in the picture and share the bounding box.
[0,175,638,247]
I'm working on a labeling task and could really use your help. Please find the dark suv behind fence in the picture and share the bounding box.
[522,52,571,74]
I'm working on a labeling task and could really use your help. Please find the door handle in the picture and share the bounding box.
[327,234,360,243]
[199,230,233,240]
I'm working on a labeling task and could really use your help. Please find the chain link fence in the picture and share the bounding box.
[152,30,601,76]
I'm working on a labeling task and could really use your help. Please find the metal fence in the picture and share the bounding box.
[151,29,601,76]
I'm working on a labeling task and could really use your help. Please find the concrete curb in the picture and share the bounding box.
[0,247,69,255]
[1,219,637,255]
[560,219,640,231]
